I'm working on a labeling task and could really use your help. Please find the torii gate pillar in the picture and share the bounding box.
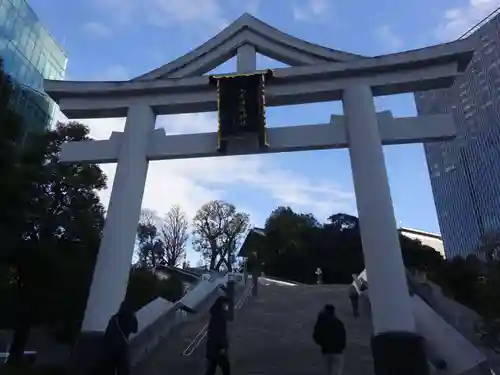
[71,105,156,375]
[82,105,156,332]
[344,85,428,374]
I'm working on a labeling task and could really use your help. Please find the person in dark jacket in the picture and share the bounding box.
[97,300,138,375]
[205,296,230,375]
[348,284,360,318]
[313,304,346,375]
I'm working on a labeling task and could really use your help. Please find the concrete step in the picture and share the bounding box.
[226,283,374,375]
[132,307,209,375]
[134,281,375,375]
[132,284,251,375]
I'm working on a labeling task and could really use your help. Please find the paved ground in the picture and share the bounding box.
[133,280,375,375]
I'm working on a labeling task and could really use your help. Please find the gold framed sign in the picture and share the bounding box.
[209,70,273,152]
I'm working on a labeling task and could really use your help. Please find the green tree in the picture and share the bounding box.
[245,201,500,324]
[257,209,449,285]
[438,255,484,312]
[319,213,364,283]
[192,200,249,271]
[136,206,189,269]
[259,209,366,283]
[0,127,106,363]
[399,235,445,281]
[479,259,500,319]
[0,122,107,365]
[0,64,107,364]
[261,207,321,282]
[125,267,185,311]
[477,232,500,261]
[136,209,162,269]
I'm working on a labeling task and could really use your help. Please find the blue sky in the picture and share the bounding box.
[28,0,499,262]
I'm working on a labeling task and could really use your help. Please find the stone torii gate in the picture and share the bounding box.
[45,14,473,375]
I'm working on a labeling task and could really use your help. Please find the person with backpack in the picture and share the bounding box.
[205,296,231,375]
[97,300,138,375]
[313,304,347,375]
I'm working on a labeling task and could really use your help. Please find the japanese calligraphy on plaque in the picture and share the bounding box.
[209,70,273,153]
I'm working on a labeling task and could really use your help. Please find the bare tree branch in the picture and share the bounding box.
[192,200,250,271]
[158,205,189,267]
[135,209,161,269]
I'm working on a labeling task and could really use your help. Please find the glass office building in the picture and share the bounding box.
[415,13,500,258]
[0,0,67,131]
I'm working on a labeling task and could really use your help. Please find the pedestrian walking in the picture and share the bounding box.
[96,300,138,375]
[205,296,231,375]
[313,304,347,375]
[348,284,360,318]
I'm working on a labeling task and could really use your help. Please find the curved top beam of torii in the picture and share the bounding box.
[44,35,473,120]
[132,13,366,80]
[43,13,475,119]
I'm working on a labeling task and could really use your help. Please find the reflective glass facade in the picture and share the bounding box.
[0,0,67,131]
[415,14,500,259]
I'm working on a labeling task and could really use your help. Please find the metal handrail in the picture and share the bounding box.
[129,273,234,365]
[182,281,253,357]
[129,300,185,366]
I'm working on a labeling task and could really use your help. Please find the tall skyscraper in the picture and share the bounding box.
[415,13,500,259]
[0,0,67,131]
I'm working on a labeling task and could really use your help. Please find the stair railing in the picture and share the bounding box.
[129,272,235,366]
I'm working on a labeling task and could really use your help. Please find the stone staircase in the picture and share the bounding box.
[133,280,374,375]
[132,298,214,375]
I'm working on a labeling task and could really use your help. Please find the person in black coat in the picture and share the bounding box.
[313,304,347,375]
[205,296,230,375]
[348,284,360,318]
[97,300,138,375]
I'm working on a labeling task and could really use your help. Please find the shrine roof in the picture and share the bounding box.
[238,227,266,258]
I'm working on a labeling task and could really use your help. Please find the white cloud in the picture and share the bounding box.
[242,0,261,14]
[92,64,130,81]
[91,0,136,24]
[293,0,330,21]
[93,0,229,34]
[81,21,111,38]
[92,0,262,31]
[54,110,355,226]
[150,0,227,31]
[65,64,129,82]
[375,25,404,53]
[434,0,500,41]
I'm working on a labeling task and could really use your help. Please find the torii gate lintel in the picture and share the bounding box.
[59,112,455,164]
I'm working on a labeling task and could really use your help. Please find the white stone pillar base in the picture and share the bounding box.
[343,85,416,335]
